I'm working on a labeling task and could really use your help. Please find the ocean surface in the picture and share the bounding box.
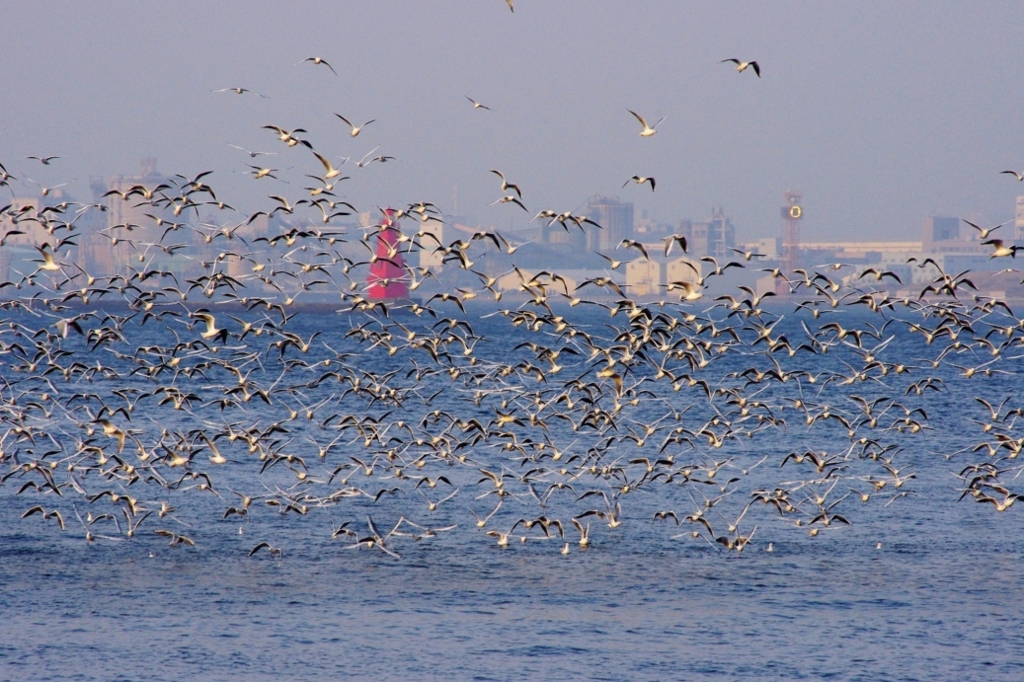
[3,303,1024,681]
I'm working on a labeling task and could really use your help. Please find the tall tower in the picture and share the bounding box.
[585,195,634,252]
[367,209,409,300]
[781,191,803,276]
[706,207,735,259]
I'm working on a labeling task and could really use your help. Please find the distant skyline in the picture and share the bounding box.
[2,1,1024,242]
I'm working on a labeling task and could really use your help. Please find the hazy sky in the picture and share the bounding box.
[3,1,1023,242]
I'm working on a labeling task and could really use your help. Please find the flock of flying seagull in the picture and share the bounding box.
[2,9,1023,561]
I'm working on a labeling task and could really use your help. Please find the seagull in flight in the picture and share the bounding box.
[664,234,688,256]
[312,151,346,180]
[213,87,269,98]
[246,165,280,180]
[491,195,528,212]
[623,175,655,191]
[191,309,229,343]
[1001,169,1024,181]
[24,177,71,196]
[720,59,760,77]
[627,110,664,137]
[465,96,491,110]
[262,125,310,148]
[983,239,1020,258]
[619,239,651,260]
[335,114,375,137]
[33,243,63,272]
[228,144,277,158]
[963,218,1009,240]
[298,56,337,75]
[25,155,60,165]
[249,542,282,557]
[490,169,522,199]
[351,146,395,168]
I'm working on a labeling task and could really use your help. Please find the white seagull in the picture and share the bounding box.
[720,59,761,77]
[298,56,337,75]
[335,114,375,137]
[213,87,269,98]
[623,175,655,191]
[627,110,664,137]
[312,151,346,180]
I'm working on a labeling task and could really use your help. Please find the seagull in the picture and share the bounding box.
[663,234,689,256]
[34,244,62,271]
[668,279,703,301]
[262,125,310,148]
[1000,169,1024,181]
[623,175,655,191]
[618,239,650,260]
[963,218,1009,240]
[730,247,766,261]
[858,267,903,284]
[417,488,459,512]
[570,518,590,548]
[312,151,346,180]
[595,251,623,270]
[25,155,60,165]
[21,506,65,530]
[470,499,503,528]
[354,147,395,168]
[154,530,196,547]
[298,56,337,75]
[213,87,269,98]
[465,96,491,110]
[490,195,528,211]
[24,177,70,197]
[720,59,760,77]
[627,110,664,137]
[249,542,283,557]
[490,169,522,199]
[360,154,395,168]
[335,114,375,137]
[229,144,277,158]
[191,309,229,343]
[246,165,280,180]
[983,239,1020,258]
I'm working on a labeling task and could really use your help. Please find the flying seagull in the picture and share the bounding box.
[623,175,655,191]
[213,87,269,98]
[335,114,375,138]
[298,56,337,75]
[720,59,760,77]
[627,110,664,137]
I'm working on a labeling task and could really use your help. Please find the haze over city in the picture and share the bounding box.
[3,1,1024,244]
[8,4,1024,680]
